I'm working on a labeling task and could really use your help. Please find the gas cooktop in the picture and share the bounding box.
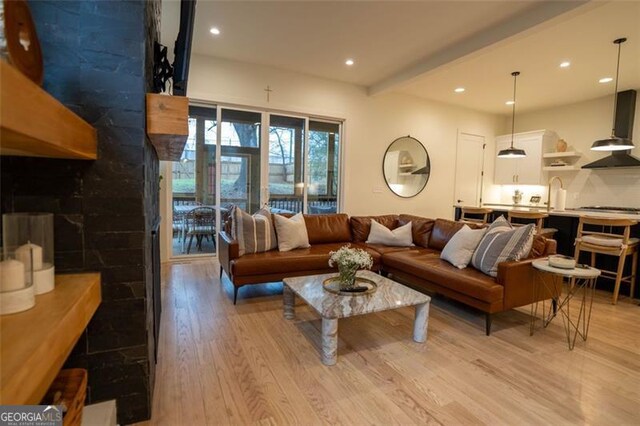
[573,206,640,214]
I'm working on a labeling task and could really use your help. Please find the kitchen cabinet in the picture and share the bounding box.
[494,130,557,185]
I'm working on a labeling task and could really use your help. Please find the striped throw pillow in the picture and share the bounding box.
[232,207,278,256]
[471,218,535,277]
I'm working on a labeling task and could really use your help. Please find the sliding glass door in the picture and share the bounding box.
[220,109,262,213]
[168,104,342,259]
[268,115,306,213]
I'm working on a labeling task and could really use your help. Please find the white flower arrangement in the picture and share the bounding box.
[328,245,373,270]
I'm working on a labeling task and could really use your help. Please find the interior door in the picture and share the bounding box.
[454,133,485,206]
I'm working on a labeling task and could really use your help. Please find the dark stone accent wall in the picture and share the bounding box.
[0,1,161,423]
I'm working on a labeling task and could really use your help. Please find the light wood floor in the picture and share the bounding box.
[146,259,640,425]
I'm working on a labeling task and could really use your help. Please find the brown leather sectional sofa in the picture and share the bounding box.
[219,213,557,335]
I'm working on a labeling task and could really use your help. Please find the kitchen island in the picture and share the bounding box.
[453,204,640,300]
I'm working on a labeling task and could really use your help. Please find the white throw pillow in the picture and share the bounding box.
[273,213,311,252]
[366,220,413,247]
[440,225,487,269]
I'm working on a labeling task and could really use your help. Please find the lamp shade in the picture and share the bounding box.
[590,136,635,151]
[497,147,527,158]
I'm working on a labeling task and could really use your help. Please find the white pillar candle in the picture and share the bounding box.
[0,259,26,291]
[15,242,43,271]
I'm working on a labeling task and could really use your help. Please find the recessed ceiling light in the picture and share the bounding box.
[345,59,354,66]
[599,77,613,83]
[210,27,221,35]
[559,61,571,68]
[454,87,465,93]
[505,100,515,105]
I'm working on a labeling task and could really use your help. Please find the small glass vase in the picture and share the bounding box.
[337,264,358,290]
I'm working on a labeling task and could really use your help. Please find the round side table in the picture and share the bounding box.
[531,258,601,350]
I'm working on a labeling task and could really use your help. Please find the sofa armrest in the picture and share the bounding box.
[497,258,559,310]
[219,231,239,280]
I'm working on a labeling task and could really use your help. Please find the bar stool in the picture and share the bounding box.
[507,211,557,238]
[459,207,493,225]
[574,216,639,304]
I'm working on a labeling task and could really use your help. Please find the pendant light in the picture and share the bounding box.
[591,38,635,151]
[497,71,526,158]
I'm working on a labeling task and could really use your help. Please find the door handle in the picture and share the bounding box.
[457,199,463,203]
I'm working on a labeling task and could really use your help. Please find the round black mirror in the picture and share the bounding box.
[382,136,430,198]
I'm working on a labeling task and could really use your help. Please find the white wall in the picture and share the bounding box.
[184,54,502,219]
[508,93,640,208]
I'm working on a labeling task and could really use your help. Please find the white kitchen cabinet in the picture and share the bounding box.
[494,130,558,185]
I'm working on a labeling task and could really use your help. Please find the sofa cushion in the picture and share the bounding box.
[303,213,352,244]
[398,214,434,248]
[354,243,435,256]
[383,251,503,303]
[350,215,399,242]
[232,206,278,256]
[440,225,487,269]
[366,220,413,246]
[429,218,479,251]
[273,213,311,252]
[471,222,536,277]
[231,243,380,277]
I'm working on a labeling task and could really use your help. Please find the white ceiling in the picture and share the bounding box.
[398,1,640,114]
[161,1,640,114]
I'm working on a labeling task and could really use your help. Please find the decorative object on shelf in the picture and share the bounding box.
[512,189,523,205]
[497,71,526,158]
[555,138,568,152]
[591,38,635,152]
[382,135,431,198]
[1,0,43,85]
[152,41,173,94]
[146,93,189,161]
[547,176,565,212]
[0,250,35,315]
[327,245,374,293]
[548,255,576,270]
[530,195,541,205]
[2,212,55,294]
[549,160,568,167]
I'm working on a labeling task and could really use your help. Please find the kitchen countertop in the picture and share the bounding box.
[454,204,640,220]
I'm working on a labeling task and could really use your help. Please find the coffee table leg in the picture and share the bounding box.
[413,302,430,343]
[322,318,338,366]
[283,285,295,320]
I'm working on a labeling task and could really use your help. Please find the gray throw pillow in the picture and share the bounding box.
[471,221,536,277]
[232,206,278,256]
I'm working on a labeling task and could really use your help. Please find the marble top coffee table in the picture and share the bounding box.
[283,270,431,365]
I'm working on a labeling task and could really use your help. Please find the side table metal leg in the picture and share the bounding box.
[413,302,430,343]
[283,285,295,320]
[322,318,338,366]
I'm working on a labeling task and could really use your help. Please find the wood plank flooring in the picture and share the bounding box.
[146,259,640,425]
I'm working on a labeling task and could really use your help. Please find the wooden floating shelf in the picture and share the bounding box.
[146,93,189,161]
[543,166,580,171]
[0,61,97,160]
[543,151,581,159]
[0,273,101,405]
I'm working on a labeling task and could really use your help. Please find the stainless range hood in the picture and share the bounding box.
[583,90,640,169]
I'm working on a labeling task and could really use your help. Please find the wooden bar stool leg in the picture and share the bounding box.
[612,255,626,305]
[630,251,638,299]
[591,252,596,267]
